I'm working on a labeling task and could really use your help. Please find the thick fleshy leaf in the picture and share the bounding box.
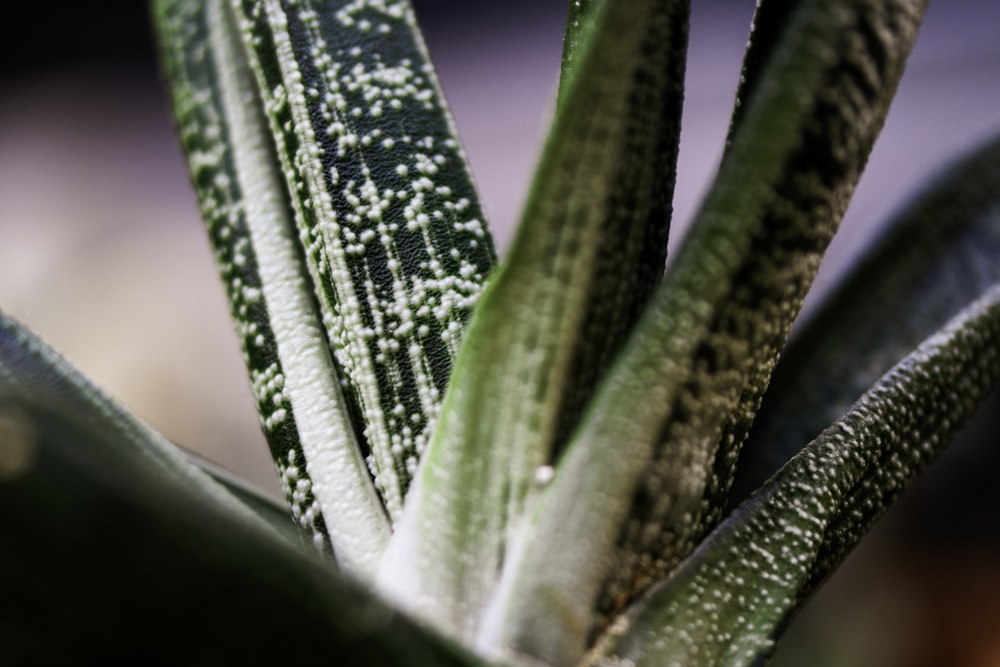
[0,308,289,544]
[379,0,689,644]
[725,0,799,147]
[0,391,482,667]
[184,448,304,548]
[591,283,1000,667]
[485,2,927,664]
[229,0,497,520]
[557,0,598,101]
[733,132,1000,503]
[154,0,390,575]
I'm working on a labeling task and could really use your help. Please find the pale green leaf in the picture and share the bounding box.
[379,0,689,645]
[486,2,927,664]
[591,283,1000,667]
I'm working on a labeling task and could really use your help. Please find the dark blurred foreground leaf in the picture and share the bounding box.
[0,309,479,666]
[183,448,303,548]
[0,398,484,665]
[0,393,481,666]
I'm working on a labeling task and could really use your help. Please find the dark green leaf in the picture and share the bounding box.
[485,2,927,664]
[154,0,390,574]
[0,308,283,542]
[183,448,305,549]
[592,283,1000,667]
[734,132,1000,504]
[0,391,482,667]
[558,0,598,101]
[379,0,689,646]
[230,0,498,520]
[725,0,799,147]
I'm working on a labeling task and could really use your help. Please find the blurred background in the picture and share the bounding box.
[1,1,999,664]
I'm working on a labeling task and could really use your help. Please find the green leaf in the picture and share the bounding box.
[154,0,390,576]
[379,0,689,644]
[557,0,598,102]
[183,448,305,549]
[591,283,1000,667]
[733,132,1000,503]
[0,389,483,667]
[725,0,799,148]
[229,0,497,521]
[0,308,287,543]
[483,2,927,664]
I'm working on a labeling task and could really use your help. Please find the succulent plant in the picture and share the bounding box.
[2,0,998,664]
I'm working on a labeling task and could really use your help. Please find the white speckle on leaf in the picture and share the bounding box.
[533,465,555,487]
[260,0,492,517]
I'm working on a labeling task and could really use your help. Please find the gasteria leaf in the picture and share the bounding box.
[0,387,483,667]
[130,0,1000,664]
[230,0,497,521]
[733,132,1000,502]
[485,2,926,664]
[558,0,598,101]
[0,308,283,544]
[154,0,390,576]
[592,283,1000,667]
[379,0,688,644]
[725,0,800,147]
[184,448,305,548]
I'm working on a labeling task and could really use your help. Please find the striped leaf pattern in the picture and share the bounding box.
[156,0,392,575]
[143,0,1000,664]
[156,0,496,574]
